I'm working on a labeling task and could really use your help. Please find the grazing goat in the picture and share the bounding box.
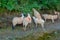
[42,14,59,23]
[23,13,32,30]
[32,8,41,19]
[33,16,45,31]
[12,13,24,29]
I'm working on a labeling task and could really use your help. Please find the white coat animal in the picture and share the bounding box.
[32,8,41,19]
[23,13,32,30]
[42,14,58,23]
[12,14,24,29]
[33,16,45,31]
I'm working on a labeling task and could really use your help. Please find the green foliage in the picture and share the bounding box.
[0,0,60,13]
[37,33,54,40]
[6,0,18,11]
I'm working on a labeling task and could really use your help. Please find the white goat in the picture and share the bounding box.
[32,8,41,19]
[23,13,32,30]
[12,13,24,29]
[42,14,58,23]
[33,16,45,31]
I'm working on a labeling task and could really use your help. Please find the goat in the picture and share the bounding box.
[33,16,45,31]
[32,8,41,19]
[23,13,32,30]
[12,13,24,29]
[42,14,59,23]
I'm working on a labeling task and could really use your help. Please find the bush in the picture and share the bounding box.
[0,0,60,14]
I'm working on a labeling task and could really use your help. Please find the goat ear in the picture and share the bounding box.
[21,13,24,15]
[32,8,35,10]
[21,13,24,16]
[32,8,34,10]
[28,13,30,15]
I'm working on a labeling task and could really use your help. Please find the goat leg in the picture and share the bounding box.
[12,24,15,30]
[45,18,46,22]
[24,23,28,31]
[41,23,46,31]
[51,18,54,23]
[36,23,37,27]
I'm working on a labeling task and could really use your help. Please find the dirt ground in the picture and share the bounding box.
[0,18,60,40]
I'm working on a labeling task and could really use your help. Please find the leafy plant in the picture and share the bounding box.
[0,0,60,13]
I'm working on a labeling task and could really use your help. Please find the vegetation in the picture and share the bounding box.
[0,0,60,40]
[0,0,60,14]
[14,30,60,40]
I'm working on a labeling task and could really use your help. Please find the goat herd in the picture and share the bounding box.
[12,8,60,31]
